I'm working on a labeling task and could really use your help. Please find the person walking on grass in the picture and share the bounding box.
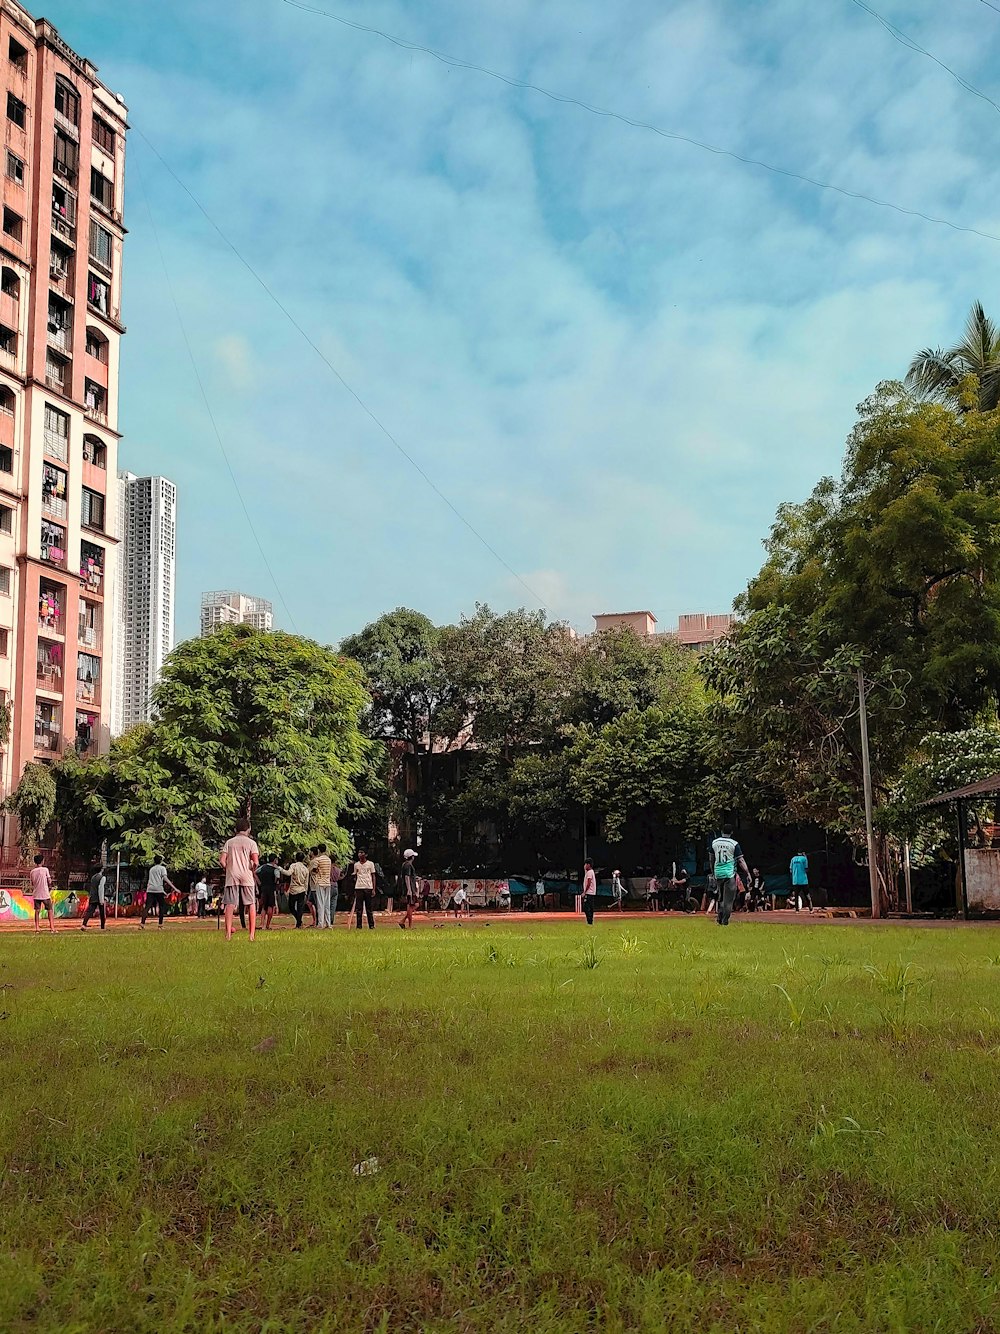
[30,852,55,934]
[351,850,377,930]
[647,873,659,912]
[398,849,418,929]
[611,869,625,911]
[285,852,309,928]
[711,826,752,928]
[220,820,260,942]
[141,855,178,930]
[790,850,811,912]
[329,856,342,926]
[309,843,334,929]
[582,860,598,926]
[80,862,107,930]
[256,853,283,931]
[195,874,209,918]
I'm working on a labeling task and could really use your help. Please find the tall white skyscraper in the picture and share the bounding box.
[200,590,273,636]
[112,473,177,734]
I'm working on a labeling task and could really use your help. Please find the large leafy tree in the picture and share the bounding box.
[10,628,372,865]
[745,383,1000,729]
[906,301,1000,412]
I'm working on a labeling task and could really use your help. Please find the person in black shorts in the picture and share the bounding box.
[256,853,282,930]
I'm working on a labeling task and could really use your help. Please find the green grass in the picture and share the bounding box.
[3,918,1000,1332]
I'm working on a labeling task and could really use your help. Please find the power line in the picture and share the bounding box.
[848,0,1000,116]
[134,128,553,617]
[280,0,1000,247]
[133,152,299,632]
[980,0,1000,15]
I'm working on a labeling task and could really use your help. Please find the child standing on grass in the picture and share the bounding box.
[29,852,55,934]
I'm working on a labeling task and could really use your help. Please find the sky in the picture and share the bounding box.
[41,0,1000,641]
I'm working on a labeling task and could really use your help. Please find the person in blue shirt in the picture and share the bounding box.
[789,851,810,912]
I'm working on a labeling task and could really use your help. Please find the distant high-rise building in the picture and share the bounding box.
[112,473,176,733]
[200,590,273,637]
[0,2,128,795]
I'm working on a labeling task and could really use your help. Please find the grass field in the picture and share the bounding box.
[3,918,1000,1332]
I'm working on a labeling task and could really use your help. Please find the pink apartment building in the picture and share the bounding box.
[592,610,735,648]
[0,3,125,808]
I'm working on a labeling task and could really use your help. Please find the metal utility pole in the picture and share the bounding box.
[857,667,881,918]
[903,840,913,914]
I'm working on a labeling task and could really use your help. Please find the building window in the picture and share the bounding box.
[81,486,104,531]
[90,168,113,213]
[89,221,113,272]
[5,151,23,185]
[54,78,79,126]
[47,295,71,352]
[8,38,27,71]
[82,435,106,468]
[53,130,78,180]
[50,238,73,283]
[0,628,8,656]
[34,699,60,753]
[84,379,106,421]
[2,208,23,242]
[0,445,11,474]
[6,93,26,129]
[37,638,61,685]
[39,579,64,631]
[0,504,12,534]
[0,387,13,416]
[0,325,15,357]
[80,542,103,593]
[42,463,67,517]
[1,266,19,298]
[52,182,75,227]
[45,350,68,393]
[40,518,66,565]
[77,652,100,703]
[85,328,108,363]
[0,566,11,596]
[93,116,115,154]
[79,598,100,644]
[87,273,109,316]
[43,404,69,460]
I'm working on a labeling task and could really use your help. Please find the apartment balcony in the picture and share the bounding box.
[53,156,77,187]
[0,291,17,331]
[45,365,69,395]
[43,429,68,464]
[47,323,72,356]
[53,108,78,141]
[36,664,61,691]
[42,494,67,520]
[33,717,61,754]
[49,265,73,299]
[51,210,75,244]
[78,623,98,649]
[84,404,107,426]
[76,677,99,706]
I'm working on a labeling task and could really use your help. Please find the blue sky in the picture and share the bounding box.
[46,0,1000,640]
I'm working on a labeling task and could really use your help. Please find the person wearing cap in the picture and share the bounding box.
[611,869,625,911]
[398,849,418,930]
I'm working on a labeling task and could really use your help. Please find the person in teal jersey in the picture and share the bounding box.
[789,851,810,912]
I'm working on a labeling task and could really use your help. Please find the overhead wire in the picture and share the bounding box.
[133,151,299,631]
[134,128,553,617]
[280,0,1000,247]
[847,0,1000,117]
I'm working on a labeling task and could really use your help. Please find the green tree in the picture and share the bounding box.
[3,761,56,858]
[906,301,1000,412]
[12,627,373,865]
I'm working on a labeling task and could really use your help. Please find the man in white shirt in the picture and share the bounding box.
[141,856,178,930]
[351,850,377,931]
[195,877,209,918]
[582,861,598,926]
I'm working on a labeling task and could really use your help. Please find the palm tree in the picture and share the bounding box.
[906,301,1000,411]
